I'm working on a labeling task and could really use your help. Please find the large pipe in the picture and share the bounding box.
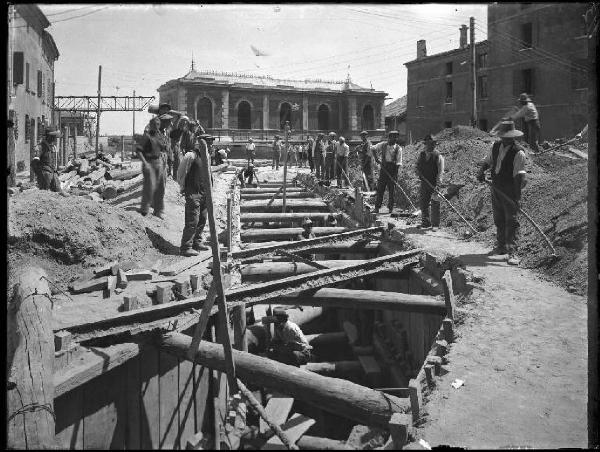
[241,212,341,224]
[241,199,329,213]
[241,227,347,243]
[241,192,313,200]
[160,333,409,428]
[242,260,366,282]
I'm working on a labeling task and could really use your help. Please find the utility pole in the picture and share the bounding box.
[470,17,478,128]
[95,65,102,155]
[132,89,136,158]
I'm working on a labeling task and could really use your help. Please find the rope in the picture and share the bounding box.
[7,403,56,424]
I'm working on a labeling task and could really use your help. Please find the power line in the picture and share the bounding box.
[10,5,111,29]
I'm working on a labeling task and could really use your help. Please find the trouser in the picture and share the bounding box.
[336,155,349,187]
[491,183,520,253]
[314,152,323,178]
[267,344,311,367]
[272,151,280,169]
[172,150,181,179]
[361,157,374,191]
[180,193,208,251]
[308,151,314,172]
[524,119,540,151]
[324,153,335,181]
[247,151,255,165]
[419,182,440,226]
[141,157,166,215]
[375,162,398,211]
[38,166,61,192]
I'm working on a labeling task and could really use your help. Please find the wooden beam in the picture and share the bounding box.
[240,212,341,224]
[304,331,348,348]
[240,199,329,213]
[7,267,57,449]
[259,396,294,434]
[262,413,315,450]
[441,270,456,320]
[301,361,363,380]
[161,333,410,429]
[232,226,384,259]
[241,227,347,242]
[241,187,306,194]
[241,191,313,200]
[275,250,329,270]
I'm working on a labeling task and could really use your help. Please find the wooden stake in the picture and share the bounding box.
[211,326,222,451]
[226,195,232,252]
[441,270,456,320]
[231,304,248,352]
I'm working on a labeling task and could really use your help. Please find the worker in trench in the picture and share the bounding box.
[272,135,282,170]
[267,308,313,366]
[477,120,528,266]
[509,93,541,152]
[137,116,167,218]
[298,217,316,240]
[356,130,375,191]
[323,131,337,182]
[32,126,68,195]
[372,130,403,214]
[237,162,255,187]
[416,134,444,229]
[176,132,212,256]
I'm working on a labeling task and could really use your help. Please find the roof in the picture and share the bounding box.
[42,31,60,61]
[159,68,386,95]
[384,95,407,118]
[404,40,489,66]
[15,4,50,30]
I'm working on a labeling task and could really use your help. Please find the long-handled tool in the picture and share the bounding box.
[379,164,421,216]
[417,169,479,235]
[535,137,579,155]
[484,180,558,257]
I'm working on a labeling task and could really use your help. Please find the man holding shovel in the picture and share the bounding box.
[416,134,444,229]
[477,120,528,265]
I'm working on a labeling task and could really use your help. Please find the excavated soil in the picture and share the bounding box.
[348,126,588,295]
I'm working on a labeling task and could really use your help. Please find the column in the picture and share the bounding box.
[221,89,229,129]
[302,96,308,131]
[380,99,386,130]
[262,94,269,130]
[348,96,358,133]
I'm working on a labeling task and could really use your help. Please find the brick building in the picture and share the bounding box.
[157,62,387,142]
[404,3,589,142]
[384,95,407,140]
[7,4,59,177]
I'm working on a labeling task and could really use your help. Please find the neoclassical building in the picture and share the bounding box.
[157,63,387,140]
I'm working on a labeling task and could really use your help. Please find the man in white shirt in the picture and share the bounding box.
[509,93,540,152]
[477,120,528,265]
[335,137,350,188]
[245,138,256,165]
[267,308,312,366]
[372,130,403,214]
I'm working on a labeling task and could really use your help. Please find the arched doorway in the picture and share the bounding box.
[280,102,292,129]
[197,97,213,129]
[317,104,329,131]
[238,101,252,129]
[362,105,374,131]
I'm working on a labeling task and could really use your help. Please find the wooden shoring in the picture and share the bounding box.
[275,249,329,270]
[240,226,347,242]
[240,212,341,224]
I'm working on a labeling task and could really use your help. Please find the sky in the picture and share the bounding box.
[39,3,488,135]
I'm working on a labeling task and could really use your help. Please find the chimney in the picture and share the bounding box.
[459,25,468,49]
[417,40,427,59]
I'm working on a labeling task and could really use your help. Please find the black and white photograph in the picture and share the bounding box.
[5,3,598,449]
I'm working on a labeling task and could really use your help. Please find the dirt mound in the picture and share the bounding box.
[8,190,157,290]
[433,125,491,141]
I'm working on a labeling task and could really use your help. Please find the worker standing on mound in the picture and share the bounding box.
[477,120,527,266]
[177,133,211,256]
[33,126,65,194]
[509,93,540,152]
[267,308,312,366]
[416,134,444,229]
[372,130,403,214]
[137,116,167,218]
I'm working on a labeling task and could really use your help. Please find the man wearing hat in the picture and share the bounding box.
[324,132,337,182]
[372,130,403,214]
[34,126,64,193]
[267,308,312,366]
[237,162,255,188]
[357,131,375,191]
[313,133,325,178]
[306,135,315,173]
[509,93,540,152]
[168,115,190,178]
[477,120,528,265]
[272,135,282,170]
[326,214,338,228]
[416,134,444,229]
[177,133,211,256]
[245,138,256,165]
[137,116,167,218]
[335,136,350,188]
[297,217,316,240]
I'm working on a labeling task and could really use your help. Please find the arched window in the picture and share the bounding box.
[279,102,292,129]
[238,101,252,129]
[197,97,213,129]
[317,104,329,131]
[362,105,374,131]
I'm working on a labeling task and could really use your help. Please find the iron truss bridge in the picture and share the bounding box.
[53,96,155,112]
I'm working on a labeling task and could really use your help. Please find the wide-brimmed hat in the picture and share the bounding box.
[328,132,337,137]
[44,126,62,137]
[273,308,289,320]
[198,133,215,141]
[496,120,524,138]
[179,115,190,122]
[302,217,313,227]
[388,130,400,136]
[248,138,253,142]
[518,93,531,103]
[359,130,369,136]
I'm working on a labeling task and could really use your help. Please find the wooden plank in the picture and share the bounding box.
[179,358,197,448]
[70,276,109,294]
[441,270,456,320]
[93,261,120,277]
[126,355,141,449]
[140,347,160,449]
[240,227,347,242]
[193,364,211,435]
[388,413,411,449]
[159,350,181,450]
[241,191,313,200]
[262,413,316,450]
[259,397,295,434]
[240,212,339,223]
[54,387,84,449]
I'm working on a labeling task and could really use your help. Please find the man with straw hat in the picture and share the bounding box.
[509,93,540,152]
[477,120,528,265]
[372,130,403,214]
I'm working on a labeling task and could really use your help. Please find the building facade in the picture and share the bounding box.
[404,3,589,142]
[157,64,387,142]
[7,4,59,177]
[384,95,407,140]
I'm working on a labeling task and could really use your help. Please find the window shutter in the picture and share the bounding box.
[37,71,42,97]
[25,62,30,91]
[13,52,24,85]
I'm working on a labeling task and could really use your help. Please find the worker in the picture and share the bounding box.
[217,147,230,165]
[267,308,312,366]
[357,131,375,191]
[298,217,316,240]
[476,120,527,266]
[306,135,315,173]
[169,115,189,178]
[372,130,403,214]
[272,135,282,170]
[137,116,167,218]
[238,163,255,187]
[326,214,338,227]
[335,136,350,188]
[416,134,444,229]
[246,138,256,164]
[33,126,65,194]
[509,93,540,152]
[324,132,337,182]
[177,132,211,256]
[313,133,325,178]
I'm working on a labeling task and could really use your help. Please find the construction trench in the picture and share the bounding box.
[9,159,472,450]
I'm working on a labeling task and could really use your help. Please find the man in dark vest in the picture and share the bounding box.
[356,130,375,191]
[177,133,211,256]
[313,133,325,178]
[324,132,337,182]
[372,130,403,214]
[137,116,167,218]
[477,120,528,266]
[416,134,444,229]
[33,126,64,193]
